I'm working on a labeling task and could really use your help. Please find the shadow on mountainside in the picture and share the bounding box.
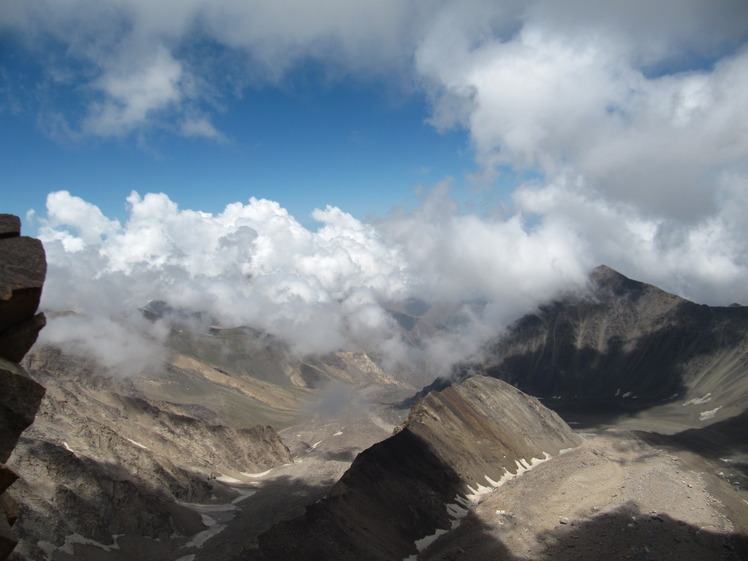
[196,472,344,561]
[484,299,748,425]
[637,407,748,484]
[247,428,468,561]
[421,503,748,561]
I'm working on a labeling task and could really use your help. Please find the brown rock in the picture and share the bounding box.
[0,514,18,560]
[0,358,45,463]
[0,236,46,333]
[0,494,17,526]
[0,216,20,239]
[0,312,46,363]
[0,467,17,495]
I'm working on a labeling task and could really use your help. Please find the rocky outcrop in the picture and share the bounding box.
[9,344,293,561]
[252,376,580,560]
[0,215,46,560]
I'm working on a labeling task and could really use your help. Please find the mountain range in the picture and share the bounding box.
[2,216,747,560]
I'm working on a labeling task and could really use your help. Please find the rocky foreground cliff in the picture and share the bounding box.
[250,376,580,561]
[0,215,46,560]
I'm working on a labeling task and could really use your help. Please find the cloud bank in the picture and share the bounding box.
[35,177,748,379]
[6,1,748,376]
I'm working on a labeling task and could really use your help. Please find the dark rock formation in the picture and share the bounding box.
[482,265,748,423]
[252,376,580,560]
[0,215,46,560]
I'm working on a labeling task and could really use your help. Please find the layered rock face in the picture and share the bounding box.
[0,215,46,560]
[252,376,580,560]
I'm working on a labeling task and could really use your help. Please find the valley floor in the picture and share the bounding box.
[18,393,748,561]
[419,428,748,561]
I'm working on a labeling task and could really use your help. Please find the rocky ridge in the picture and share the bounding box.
[251,375,580,560]
[0,215,47,560]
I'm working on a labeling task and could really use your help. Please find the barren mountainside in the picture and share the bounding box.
[482,265,748,432]
[252,376,580,561]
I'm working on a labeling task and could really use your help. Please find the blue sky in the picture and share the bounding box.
[1,57,473,225]
[2,0,748,366]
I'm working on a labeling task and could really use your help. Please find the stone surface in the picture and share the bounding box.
[254,376,580,561]
[0,216,20,238]
[0,216,46,561]
[0,359,45,464]
[0,236,46,333]
[0,313,45,363]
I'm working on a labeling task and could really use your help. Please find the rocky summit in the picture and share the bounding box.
[0,215,46,561]
[253,376,580,561]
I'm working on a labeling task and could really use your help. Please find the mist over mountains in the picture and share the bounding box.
[32,182,748,390]
[4,215,748,560]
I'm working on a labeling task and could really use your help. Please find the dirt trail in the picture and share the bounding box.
[421,429,748,560]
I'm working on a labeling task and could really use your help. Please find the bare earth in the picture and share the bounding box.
[421,428,748,561]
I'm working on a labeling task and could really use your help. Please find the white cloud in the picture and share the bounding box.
[7,1,748,375]
[83,45,185,136]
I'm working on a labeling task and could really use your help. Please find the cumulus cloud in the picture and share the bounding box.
[35,188,588,379]
[7,1,748,375]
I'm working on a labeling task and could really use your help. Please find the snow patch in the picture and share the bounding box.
[405,452,553,560]
[306,440,323,453]
[683,393,712,406]
[62,441,74,453]
[700,406,722,421]
[241,468,273,478]
[125,437,149,450]
[231,488,257,504]
[184,518,225,548]
[467,453,552,502]
[333,430,344,436]
[59,533,120,555]
[216,474,243,484]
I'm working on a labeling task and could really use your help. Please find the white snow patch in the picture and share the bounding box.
[59,533,120,554]
[184,519,225,548]
[468,453,551,502]
[622,392,634,398]
[175,556,196,561]
[333,430,344,436]
[176,500,238,514]
[241,468,273,478]
[405,453,554,560]
[306,440,323,453]
[445,503,468,519]
[683,393,712,406]
[615,388,621,397]
[125,437,149,450]
[700,406,722,421]
[231,488,257,504]
[216,474,243,485]
[404,528,448,559]
[62,441,74,453]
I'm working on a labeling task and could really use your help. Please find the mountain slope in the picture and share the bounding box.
[482,265,748,431]
[251,376,580,561]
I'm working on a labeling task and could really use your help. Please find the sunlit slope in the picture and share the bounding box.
[252,376,580,561]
